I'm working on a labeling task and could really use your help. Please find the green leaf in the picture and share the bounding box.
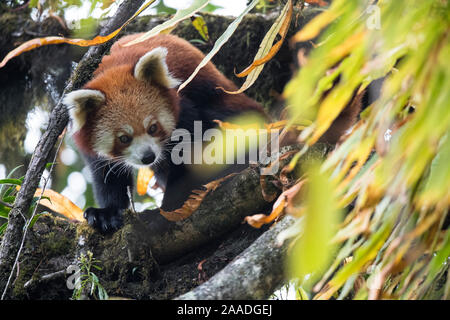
[154,0,177,15]
[45,162,57,170]
[0,179,23,186]
[28,213,44,230]
[98,286,109,300]
[425,230,450,286]
[2,196,15,204]
[0,205,11,218]
[28,0,38,8]
[0,222,7,236]
[2,185,16,200]
[287,161,342,287]
[0,164,24,197]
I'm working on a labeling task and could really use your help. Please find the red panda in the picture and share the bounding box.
[63,33,265,233]
[63,33,364,233]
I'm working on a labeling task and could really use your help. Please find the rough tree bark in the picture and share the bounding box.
[0,0,147,299]
[177,215,296,300]
[0,4,320,300]
[3,144,327,300]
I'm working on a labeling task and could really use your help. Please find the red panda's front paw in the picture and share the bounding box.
[83,207,124,234]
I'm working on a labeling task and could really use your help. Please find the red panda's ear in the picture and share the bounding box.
[134,47,181,88]
[63,89,105,132]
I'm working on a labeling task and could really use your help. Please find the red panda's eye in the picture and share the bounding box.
[148,123,158,135]
[119,135,132,144]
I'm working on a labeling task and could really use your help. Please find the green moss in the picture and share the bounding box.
[11,263,36,298]
[0,12,21,35]
[8,215,77,299]
[75,211,158,298]
[39,231,74,256]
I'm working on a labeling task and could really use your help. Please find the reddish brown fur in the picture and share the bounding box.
[76,64,178,156]
[319,90,364,144]
[97,34,263,111]
[76,34,265,155]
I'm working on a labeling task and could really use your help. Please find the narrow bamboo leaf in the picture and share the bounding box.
[0,179,23,186]
[321,218,394,299]
[124,0,210,47]
[291,9,337,42]
[220,0,293,94]
[178,0,259,92]
[235,0,292,78]
[425,230,450,285]
[28,213,44,230]
[0,222,7,236]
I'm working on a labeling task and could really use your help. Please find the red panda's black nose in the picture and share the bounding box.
[141,151,156,165]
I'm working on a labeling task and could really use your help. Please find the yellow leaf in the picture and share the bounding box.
[35,188,84,222]
[137,167,154,196]
[291,10,337,43]
[101,0,116,10]
[287,162,342,286]
[213,119,262,130]
[245,198,286,228]
[246,181,305,228]
[220,0,293,94]
[191,15,210,41]
[304,0,328,6]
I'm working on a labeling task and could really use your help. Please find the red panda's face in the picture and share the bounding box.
[64,47,181,168]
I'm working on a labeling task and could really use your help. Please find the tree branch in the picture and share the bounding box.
[0,0,146,298]
[78,145,324,265]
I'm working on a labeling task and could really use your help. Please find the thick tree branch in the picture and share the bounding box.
[177,215,295,300]
[79,144,325,264]
[7,144,326,299]
[0,0,146,298]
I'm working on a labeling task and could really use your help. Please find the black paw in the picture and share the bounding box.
[83,207,124,234]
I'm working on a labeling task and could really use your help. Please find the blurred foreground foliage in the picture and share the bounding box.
[1,0,448,300]
[283,0,449,299]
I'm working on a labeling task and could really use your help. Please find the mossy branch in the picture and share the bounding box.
[177,215,295,300]
[0,0,147,299]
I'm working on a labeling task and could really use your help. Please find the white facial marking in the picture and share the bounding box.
[93,129,114,157]
[157,109,176,134]
[121,124,134,136]
[123,134,162,168]
[143,115,154,129]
